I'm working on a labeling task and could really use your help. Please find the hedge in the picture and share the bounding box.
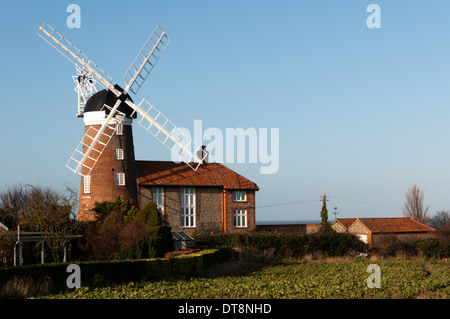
[0,248,226,296]
[195,232,368,258]
[415,237,449,258]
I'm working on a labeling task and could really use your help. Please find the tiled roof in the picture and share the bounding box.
[334,218,357,229]
[352,217,435,233]
[135,161,259,190]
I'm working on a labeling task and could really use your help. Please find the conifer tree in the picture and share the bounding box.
[321,200,328,226]
[319,195,334,234]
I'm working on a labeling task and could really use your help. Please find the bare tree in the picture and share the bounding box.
[402,184,430,224]
[0,185,29,229]
[23,185,80,262]
[430,210,450,230]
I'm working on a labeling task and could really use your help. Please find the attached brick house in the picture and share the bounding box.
[76,87,260,235]
[332,217,435,249]
[135,160,259,236]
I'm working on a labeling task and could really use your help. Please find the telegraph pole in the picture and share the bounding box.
[319,194,329,204]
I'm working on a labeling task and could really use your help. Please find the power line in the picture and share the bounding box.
[331,196,401,210]
[256,195,402,210]
[256,198,318,209]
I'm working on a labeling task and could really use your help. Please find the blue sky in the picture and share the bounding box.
[1,1,450,222]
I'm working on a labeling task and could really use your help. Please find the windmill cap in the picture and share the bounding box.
[84,84,137,119]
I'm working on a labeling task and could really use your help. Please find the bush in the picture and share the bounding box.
[196,232,367,259]
[416,237,449,258]
[74,197,173,261]
[373,233,449,259]
[373,236,418,258]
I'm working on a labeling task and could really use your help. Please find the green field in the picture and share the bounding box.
[42,258,449,299]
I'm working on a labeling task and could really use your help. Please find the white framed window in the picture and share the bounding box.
[115,123,123,135]
[153,187,164,213]
[180,187,195,227]
[115,148,124,160]
[233,190,247,202]
[83,175,91,194]
[116,173,125,186]
[233,209,247,228]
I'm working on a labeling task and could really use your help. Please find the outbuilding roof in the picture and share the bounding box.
[136,160,259,190]
[333,218,357,229]
[353,217,435,233]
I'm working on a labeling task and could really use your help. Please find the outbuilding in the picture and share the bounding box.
[332,217,435,249]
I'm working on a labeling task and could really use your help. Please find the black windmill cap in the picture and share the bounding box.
[84,84,137,119]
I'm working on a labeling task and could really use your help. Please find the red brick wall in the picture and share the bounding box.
[78,124,137,221]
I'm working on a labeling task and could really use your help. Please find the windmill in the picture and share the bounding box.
[37,22,207,218]
[37,23,206,173]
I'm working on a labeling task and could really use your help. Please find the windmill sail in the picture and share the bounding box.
[132,99,206,169]
[38,22,205,176]
[37,22,114,90]
[123,25,170,95]
[73,66,98,117]
[66,106,126,176]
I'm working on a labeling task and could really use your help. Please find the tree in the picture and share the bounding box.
[402,184,430,224]
[135,201,173,257]
[23,185,80,263]
[0,227,15,266]
[0,184,80,263]
[321,200,328,225]
[78,196,173,261]
[91,194,138,222]
[0,185,29,230]
[319,196,333,234]
[79,195,139,260]
[430,210,450,230]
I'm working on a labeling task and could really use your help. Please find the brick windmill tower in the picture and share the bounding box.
[77,86,138,221]
[37,23,207,221]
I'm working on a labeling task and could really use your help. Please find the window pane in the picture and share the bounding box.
[116,173,125,185]
[233,209,247,227]
[84,176,91,194]
[181,187,195,227]
[233,191,246,201]
[152,187,164,212]
[115,123,123,135]
[115,149,124,160]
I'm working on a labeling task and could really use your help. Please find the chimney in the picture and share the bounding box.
[198,145,208,164]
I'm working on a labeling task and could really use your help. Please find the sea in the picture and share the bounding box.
[256,220,321,225]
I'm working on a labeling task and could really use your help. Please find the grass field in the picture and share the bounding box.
[41,258,449,299]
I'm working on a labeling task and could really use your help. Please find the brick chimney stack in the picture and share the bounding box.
[199,145,208,164]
